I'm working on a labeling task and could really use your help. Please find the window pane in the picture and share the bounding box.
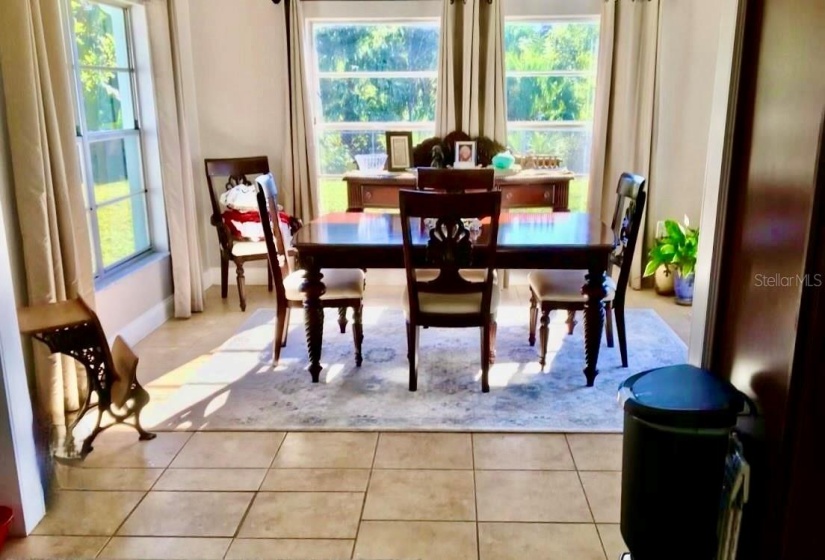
[80,69,136,131]
[311,21,440,213]
[504,21,599,72]
[506,76,596,122]
[318,177,348,214]
[319,78,437,123]
[72,0,131,68]
[89,136,144,204]
[318,129,433,174]
[506,128,593,174]
[97,194,150,268]
[314,24,439,72]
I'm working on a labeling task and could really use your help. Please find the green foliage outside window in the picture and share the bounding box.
[72,0,123,132]
[314,23,439,175]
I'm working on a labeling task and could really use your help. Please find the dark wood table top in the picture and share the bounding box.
[293,212,615,270]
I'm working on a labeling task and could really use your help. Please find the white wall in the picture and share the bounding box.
[0,64,46,537]
[648,0,726,241]
[689,0,742,364]
[186,0,290,283]
[95,255,173,346]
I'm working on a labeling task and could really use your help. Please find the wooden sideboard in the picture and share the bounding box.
[343,169,574,212]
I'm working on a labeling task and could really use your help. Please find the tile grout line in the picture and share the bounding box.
[471,433,482,560]
[93,431,195,559]
[350,432,380,560]
[565,434,609,560]
[222,431,290,557]
[95,432,201,558]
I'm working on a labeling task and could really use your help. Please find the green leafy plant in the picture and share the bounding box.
[644,216,699,278]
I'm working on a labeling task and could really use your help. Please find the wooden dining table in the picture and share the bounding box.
[292,211,616,387]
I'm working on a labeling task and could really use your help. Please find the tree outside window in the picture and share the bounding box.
[504,19,601,211]
[69,0,150,275]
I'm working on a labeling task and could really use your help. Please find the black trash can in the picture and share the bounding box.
[618,364,747,560]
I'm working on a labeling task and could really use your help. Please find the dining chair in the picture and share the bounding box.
[256,185,366,366]
[400,189,502,392]
[415,167,502,285]
[527,173,647,368]
[204,156,274,311]
[416,167,495,192]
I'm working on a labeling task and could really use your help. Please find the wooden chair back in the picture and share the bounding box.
[256,184,290,305]
[399,190,502,322]
[416,168,495,193]
[609,172,647,300]
[204,156,270,254]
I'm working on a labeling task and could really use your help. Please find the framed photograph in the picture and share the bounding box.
[454,140,477,168]
[386,131,413,171]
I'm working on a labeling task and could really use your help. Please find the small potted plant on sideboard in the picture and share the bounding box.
[644,216,699,305]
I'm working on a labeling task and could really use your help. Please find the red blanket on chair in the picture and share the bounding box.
[223,209,292,241]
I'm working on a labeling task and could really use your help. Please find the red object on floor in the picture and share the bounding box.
[0,506,12,552]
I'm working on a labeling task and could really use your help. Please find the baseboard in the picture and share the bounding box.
[114,296,174,346]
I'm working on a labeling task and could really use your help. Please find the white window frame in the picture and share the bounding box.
[307,18,440,185]
[63,0,156,281]
[304,2,441,210]
[503,14,601,178]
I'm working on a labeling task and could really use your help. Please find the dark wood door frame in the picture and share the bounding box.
[776,110,825,560]
[704,0,825,556]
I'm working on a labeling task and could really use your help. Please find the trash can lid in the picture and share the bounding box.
[618,364,745,430]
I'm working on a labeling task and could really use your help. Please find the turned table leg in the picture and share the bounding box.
[300,260,326,383]
[581,266,608,387]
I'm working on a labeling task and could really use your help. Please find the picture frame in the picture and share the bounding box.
[386,131,414,171]
[454,140,477,168]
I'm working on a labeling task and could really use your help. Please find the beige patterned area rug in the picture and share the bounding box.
[140,306,687,433]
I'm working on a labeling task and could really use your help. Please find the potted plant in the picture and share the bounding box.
[644,216,699,305]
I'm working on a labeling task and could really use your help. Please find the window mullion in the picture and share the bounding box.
[77,64,134,73]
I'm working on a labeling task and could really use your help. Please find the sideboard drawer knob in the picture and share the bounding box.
[543,191,551,200]
[505,192,513,200]
[365,191,372,200]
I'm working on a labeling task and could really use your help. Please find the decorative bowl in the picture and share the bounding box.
[355,153,388,172]
[491,151,515,170]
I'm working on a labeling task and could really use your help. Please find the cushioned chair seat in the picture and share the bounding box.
[528,270,616,302]
[231,240,268,258]
[403,284,500,316]
[284,269,365,301]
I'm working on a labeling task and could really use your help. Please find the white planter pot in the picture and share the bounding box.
[654,265,675,295]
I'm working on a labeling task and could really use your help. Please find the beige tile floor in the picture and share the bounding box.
[2,281,689,559]
[3,431,630,560]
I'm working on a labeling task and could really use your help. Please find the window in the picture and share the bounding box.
[504,18,600,211]
[309,21,440,212]
[67,0,151,277]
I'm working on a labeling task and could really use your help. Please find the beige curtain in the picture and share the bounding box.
[0,0,95,429]
[282,0,319,222]
[588,0,661,289]
[146,0,204,318]
[436,0,507,145]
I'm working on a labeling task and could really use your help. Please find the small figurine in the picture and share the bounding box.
[431,145,445,168]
